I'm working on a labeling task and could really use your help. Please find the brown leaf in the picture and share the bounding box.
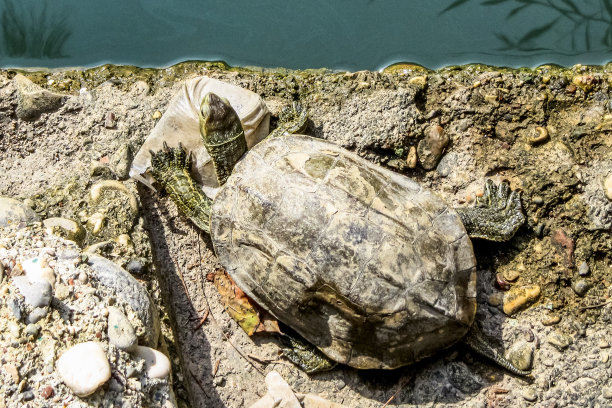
[212,270,280,336]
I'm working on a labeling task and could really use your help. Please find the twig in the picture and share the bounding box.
[189,368,210,397]
[381,375,411,408]
[193,308,210,331]
[579,300,612,310]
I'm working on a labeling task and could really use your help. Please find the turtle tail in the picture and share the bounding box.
[461,324,534,380]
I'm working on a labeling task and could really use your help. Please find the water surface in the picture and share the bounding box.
[2,0,611,70]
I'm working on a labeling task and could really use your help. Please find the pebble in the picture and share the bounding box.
[529,126,549,145]
[56,342,111,397]
[532,196,544,205]
[578,261,590,276]
[601,352,609,363]
[604,173,612,200]
[599,340,610,349]
[110,142,133,180]
[406,146,417,168]
[3,363,19,383]
[54,283,70,301]
[104,112,116,128]
[547,331,572,350]
[27,306,50,324]
[572,279,591,297]
[502,285,541,316]
[503,269,520,282]
[487,292,504,306]
[25,323,41,337]
[551,228,574,268]
[131,346,171,379]
[78,271,88,284]
[108,306,138,351]
[522,388,537,402]
[40,385,54,399]
[505,340,534,371]
[417,125,449,170]
[126,259,144,275]
[541,314,561,326]
[12,276,52,308]
[0,196,40,227]
[22,257,55,288]
[42,217,86,246]
[21,390,35,401]
[603,387,612,399]
[7,297,22,320]
[152,110,162,120]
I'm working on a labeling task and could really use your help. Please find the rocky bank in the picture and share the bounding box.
[0,62,611,407]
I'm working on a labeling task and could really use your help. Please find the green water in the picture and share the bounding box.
[1,0,611,70]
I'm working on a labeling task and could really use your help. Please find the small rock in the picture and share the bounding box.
[3,364,19,383]
[110,143,133,180]
[417,125,449,170]
[40,385,54,399]
[250,371,301,408]
[131,346,171,379]
[126,259,144,275]
[22,257,55,288]
[7,297,22,320]
[572,279,591,297]
[447,361,481,394]
[104,112,116,129]
[152,110,162,120]
[26,306,50,324]
[21,390,35,401]
[12,276,52,308]
[56,342,111,397]
[578,261,590,276]
[601,352,609,363]
[533,196,544,205]
[547,331,572,350]
[0,197,40,227]
[54,283,70,301]
[406,146,417,168]
[43,218,86,246]
[107,306,138,351]
[604,173,612,200]
[603,387,612,399]
[503,269,520,282]
[14,74,65,120]
[503,285,541,316]
[599,340,610,349]
[505,340,534,371]
[529,126,549,145]
[551,228,574,268]
[487,292,504,306]
[541,314,561,326]
[522,388,537,402]
[78,271,88,284]
[25,323,41,337]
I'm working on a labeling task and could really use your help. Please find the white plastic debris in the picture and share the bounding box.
[130,76,270,198]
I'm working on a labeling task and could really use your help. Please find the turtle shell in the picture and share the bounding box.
[210,135,477,369]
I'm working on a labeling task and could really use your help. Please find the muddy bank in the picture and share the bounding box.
[0,62,611,407]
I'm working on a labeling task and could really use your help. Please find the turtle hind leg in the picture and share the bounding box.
[455,180,525,242]
[280,333,337,374]
[268,102,308,138]
[150,143,212,234]
[461,324,533,380]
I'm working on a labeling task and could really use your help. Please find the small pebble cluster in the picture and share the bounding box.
[0,222,174,407]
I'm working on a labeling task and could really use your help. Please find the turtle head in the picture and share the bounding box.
[199,92,242,145]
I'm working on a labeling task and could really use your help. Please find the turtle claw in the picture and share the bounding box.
[456,180,525,242]
[268,102,308,138]
[281,334,336,374]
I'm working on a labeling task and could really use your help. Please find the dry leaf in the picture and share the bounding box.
[212,269,281,336]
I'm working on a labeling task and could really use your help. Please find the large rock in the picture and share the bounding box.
[0,197,40,227]
[14,74,65,120]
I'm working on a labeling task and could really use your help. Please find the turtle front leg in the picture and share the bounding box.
[455,180,525,242]
[267,102,308,139]
[150,143,212,234]
[281,333,337,374]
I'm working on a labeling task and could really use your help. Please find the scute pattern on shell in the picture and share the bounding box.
[210,135,477,369]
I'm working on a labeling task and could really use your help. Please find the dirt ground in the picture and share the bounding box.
[0,62,611,407]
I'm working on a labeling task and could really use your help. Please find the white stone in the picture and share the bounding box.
[131,346,171,379]
[22,257,56,288]
[56,342,111,397]
[0,197,40,227]
[249,371,300,408]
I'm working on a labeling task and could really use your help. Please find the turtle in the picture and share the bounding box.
[148,92,530,376]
